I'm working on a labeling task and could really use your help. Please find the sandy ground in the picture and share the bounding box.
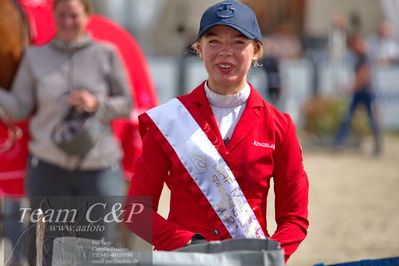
[159,133,399,265]
[286,134,399,265]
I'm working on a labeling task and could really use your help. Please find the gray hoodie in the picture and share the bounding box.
[0,35,132,170]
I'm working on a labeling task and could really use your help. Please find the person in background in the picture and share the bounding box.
[260,36,282,106]
[367,20,399,66]
[328,14,349,95]
[269,21,303,60]
[0,0,131,263]
[126,0,309,262]
[333,33,381,155]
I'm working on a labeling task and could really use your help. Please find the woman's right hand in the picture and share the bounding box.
[67,89,97,113]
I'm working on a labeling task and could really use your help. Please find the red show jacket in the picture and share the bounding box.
[127,82,309,261]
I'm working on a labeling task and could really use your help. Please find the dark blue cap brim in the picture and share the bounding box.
[197,22,263,44]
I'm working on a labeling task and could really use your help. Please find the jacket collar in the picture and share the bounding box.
[187,81,264,151]
[50,34,92,52]
[188,81,263,108]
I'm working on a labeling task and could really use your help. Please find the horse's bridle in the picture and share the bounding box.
[0,107,22,153]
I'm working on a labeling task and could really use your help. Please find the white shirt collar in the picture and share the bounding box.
[204,82,250,108]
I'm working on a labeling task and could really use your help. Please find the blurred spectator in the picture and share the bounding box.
[259,36,282,105]
[333,33,381,155]
[328,14,348,94]
[0,0,132,263]
[367,20,399,66]
[258,22,302,105]
[270,22,303,60]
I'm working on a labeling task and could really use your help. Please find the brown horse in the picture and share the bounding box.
[0,0,30,90]
[0,0,30,152]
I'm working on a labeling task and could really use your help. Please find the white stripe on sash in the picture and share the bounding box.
[147,98,265,239]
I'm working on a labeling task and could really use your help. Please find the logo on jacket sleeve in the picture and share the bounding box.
[253,140,275,150]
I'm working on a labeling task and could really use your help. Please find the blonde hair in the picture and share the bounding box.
[54,0,92,14]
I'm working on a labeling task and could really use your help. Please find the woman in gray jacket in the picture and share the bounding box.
[0,0,132,253]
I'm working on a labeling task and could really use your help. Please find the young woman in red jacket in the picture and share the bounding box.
[126,0,309,262]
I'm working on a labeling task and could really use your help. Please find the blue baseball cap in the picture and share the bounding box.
[197,0,263,43]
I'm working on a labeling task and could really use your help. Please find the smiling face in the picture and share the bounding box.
[195,26,261,95]
[54,0,89,43]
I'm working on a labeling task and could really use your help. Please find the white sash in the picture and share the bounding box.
[147,98,265,239]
